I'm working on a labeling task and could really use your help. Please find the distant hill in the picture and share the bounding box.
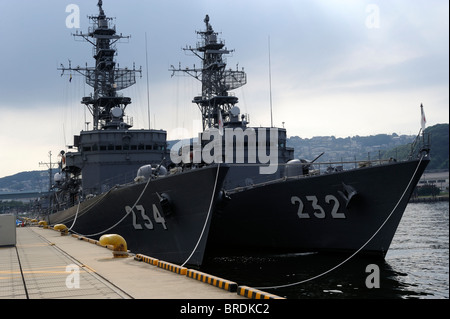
[378,124,448,170]
[287,132,416,165]
[424,124,449,170]
[1,124,447,194]
[287,123,448,170]
[0,170,49,194]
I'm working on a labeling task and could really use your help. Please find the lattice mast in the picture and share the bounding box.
[59,0,141,131]
[170,15,247,131]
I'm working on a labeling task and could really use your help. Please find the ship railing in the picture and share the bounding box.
[83,169,138,196]
[309,157,395,171]
[196,35,226,50]
[409,130,431,158]
[225,157,396,172]
[88,23,117,35]
[225,157,408,194]
[101,115,133,127]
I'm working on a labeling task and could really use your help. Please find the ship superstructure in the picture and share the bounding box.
[60,0,141,131]
[171,15,247,131]
[56,1,168,208]
[170,16,294,189]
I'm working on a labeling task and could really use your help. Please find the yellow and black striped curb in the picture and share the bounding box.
[157,260,187,275]
[237,286,285,299]
[134,253,159,266]
[186,269,238,292]
[72,234,115,250]
[43,227,284,299]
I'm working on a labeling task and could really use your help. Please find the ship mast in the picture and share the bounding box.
[170,15,247,131]
[59,0,142,131]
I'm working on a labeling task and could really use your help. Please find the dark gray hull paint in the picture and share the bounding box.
[206,157,429,259]
[48,165,228,266]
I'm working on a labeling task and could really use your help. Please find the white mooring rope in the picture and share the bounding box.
[255,155,425,290]
[181,163,221,267]
[67,162,222,265]
[69,170,154,238]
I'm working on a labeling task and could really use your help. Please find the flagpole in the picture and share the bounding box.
[145,32,151,130]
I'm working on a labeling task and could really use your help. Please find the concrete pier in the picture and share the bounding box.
[1,226,250,299]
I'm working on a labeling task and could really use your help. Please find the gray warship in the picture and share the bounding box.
[45,1,228,266]
[46,2,430,267]
[169,15,430,262]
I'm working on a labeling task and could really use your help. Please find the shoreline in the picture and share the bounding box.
[409,195,449,203]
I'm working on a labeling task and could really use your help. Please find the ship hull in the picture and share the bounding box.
[47,165,228,266]
[205,156,429,260]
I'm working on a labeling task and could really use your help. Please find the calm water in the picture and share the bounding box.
[202,202,449,299]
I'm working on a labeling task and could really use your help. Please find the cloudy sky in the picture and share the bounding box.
[0,0,448,178]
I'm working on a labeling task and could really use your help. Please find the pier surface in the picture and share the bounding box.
[1,227,247,299]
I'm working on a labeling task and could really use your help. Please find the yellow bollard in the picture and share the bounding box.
[99,234,129,258]
[53,224,68,235]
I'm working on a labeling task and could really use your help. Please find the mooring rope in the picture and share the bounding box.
[255,155,425,290]
[69,172,154,238]
[55,191,107,226]
[181,163,221,267]
[55,187,111,229]
[67,199,81,231]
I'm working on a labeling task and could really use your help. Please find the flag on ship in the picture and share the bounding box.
[420,104,426,131]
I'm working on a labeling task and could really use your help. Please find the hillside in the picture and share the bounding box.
[0,170,50,194]
[288,123,448,170]
[424,124,449,170]
[287,133,415,165]
[1,124,447,194]
[377,124,448,170]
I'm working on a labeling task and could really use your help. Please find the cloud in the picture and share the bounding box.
[0,0,448,178]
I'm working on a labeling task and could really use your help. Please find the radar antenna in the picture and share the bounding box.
[170,15,247,131]
[58,1,142,130]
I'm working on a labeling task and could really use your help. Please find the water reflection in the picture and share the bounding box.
[202,202,448,299]
[203,253,430,299]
